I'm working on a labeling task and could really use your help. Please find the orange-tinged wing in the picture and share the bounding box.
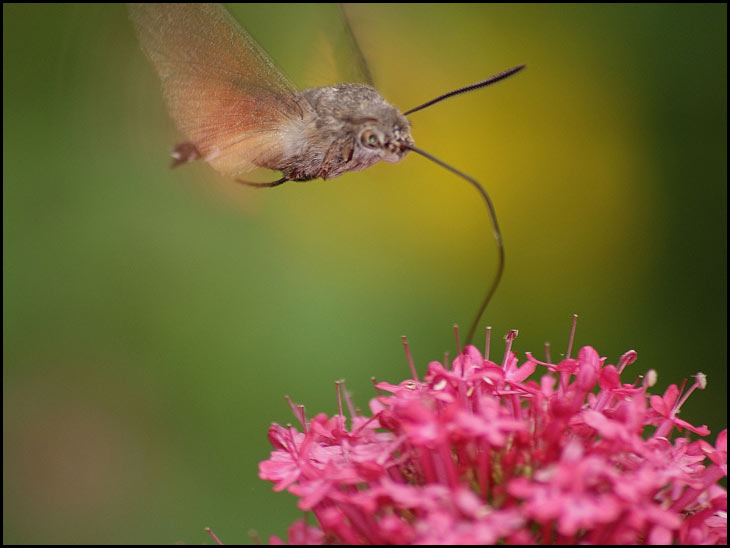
[129,3,305,176]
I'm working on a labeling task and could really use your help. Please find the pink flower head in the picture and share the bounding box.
[259,328,727,545]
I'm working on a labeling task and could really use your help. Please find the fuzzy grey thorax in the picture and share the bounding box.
[277,84,413,181]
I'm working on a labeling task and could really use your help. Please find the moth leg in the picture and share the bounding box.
[235,177,289,188]
[170,142,202,168]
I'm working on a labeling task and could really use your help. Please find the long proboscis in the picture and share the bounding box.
[403,144,504,349]
[404,64,526,116]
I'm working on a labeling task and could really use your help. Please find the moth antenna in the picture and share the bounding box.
[403,144,504,349]
[404,65,525,116]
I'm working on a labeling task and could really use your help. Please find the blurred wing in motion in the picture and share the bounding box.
[301,4,375,89]
[129,3,306,176]
[334,4,375,86]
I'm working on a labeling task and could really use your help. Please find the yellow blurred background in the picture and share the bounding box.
[3,3,726,544]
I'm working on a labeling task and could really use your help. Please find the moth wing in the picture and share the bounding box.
[325,4,375,87]
[302,4,376,89]
[129,3,305,176]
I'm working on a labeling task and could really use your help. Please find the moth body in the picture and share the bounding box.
[275,84,413,181]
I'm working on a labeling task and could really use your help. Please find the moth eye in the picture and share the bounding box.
[360,130,380,149]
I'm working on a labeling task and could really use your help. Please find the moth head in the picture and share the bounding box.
[354,110,413,164]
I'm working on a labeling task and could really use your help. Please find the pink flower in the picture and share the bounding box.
[259,328,727,545]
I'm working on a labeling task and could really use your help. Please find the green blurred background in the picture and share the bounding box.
[3,3,726,544]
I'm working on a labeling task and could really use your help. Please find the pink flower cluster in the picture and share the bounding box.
[259,330,727,544]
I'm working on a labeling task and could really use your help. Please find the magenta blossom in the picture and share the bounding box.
[259,329,727,545]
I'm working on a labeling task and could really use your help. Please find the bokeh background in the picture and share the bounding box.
[3,3,726,544]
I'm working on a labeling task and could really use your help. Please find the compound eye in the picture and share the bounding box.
[360,129,381,149]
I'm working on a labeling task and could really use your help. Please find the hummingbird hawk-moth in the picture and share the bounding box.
[129,3,524,346]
